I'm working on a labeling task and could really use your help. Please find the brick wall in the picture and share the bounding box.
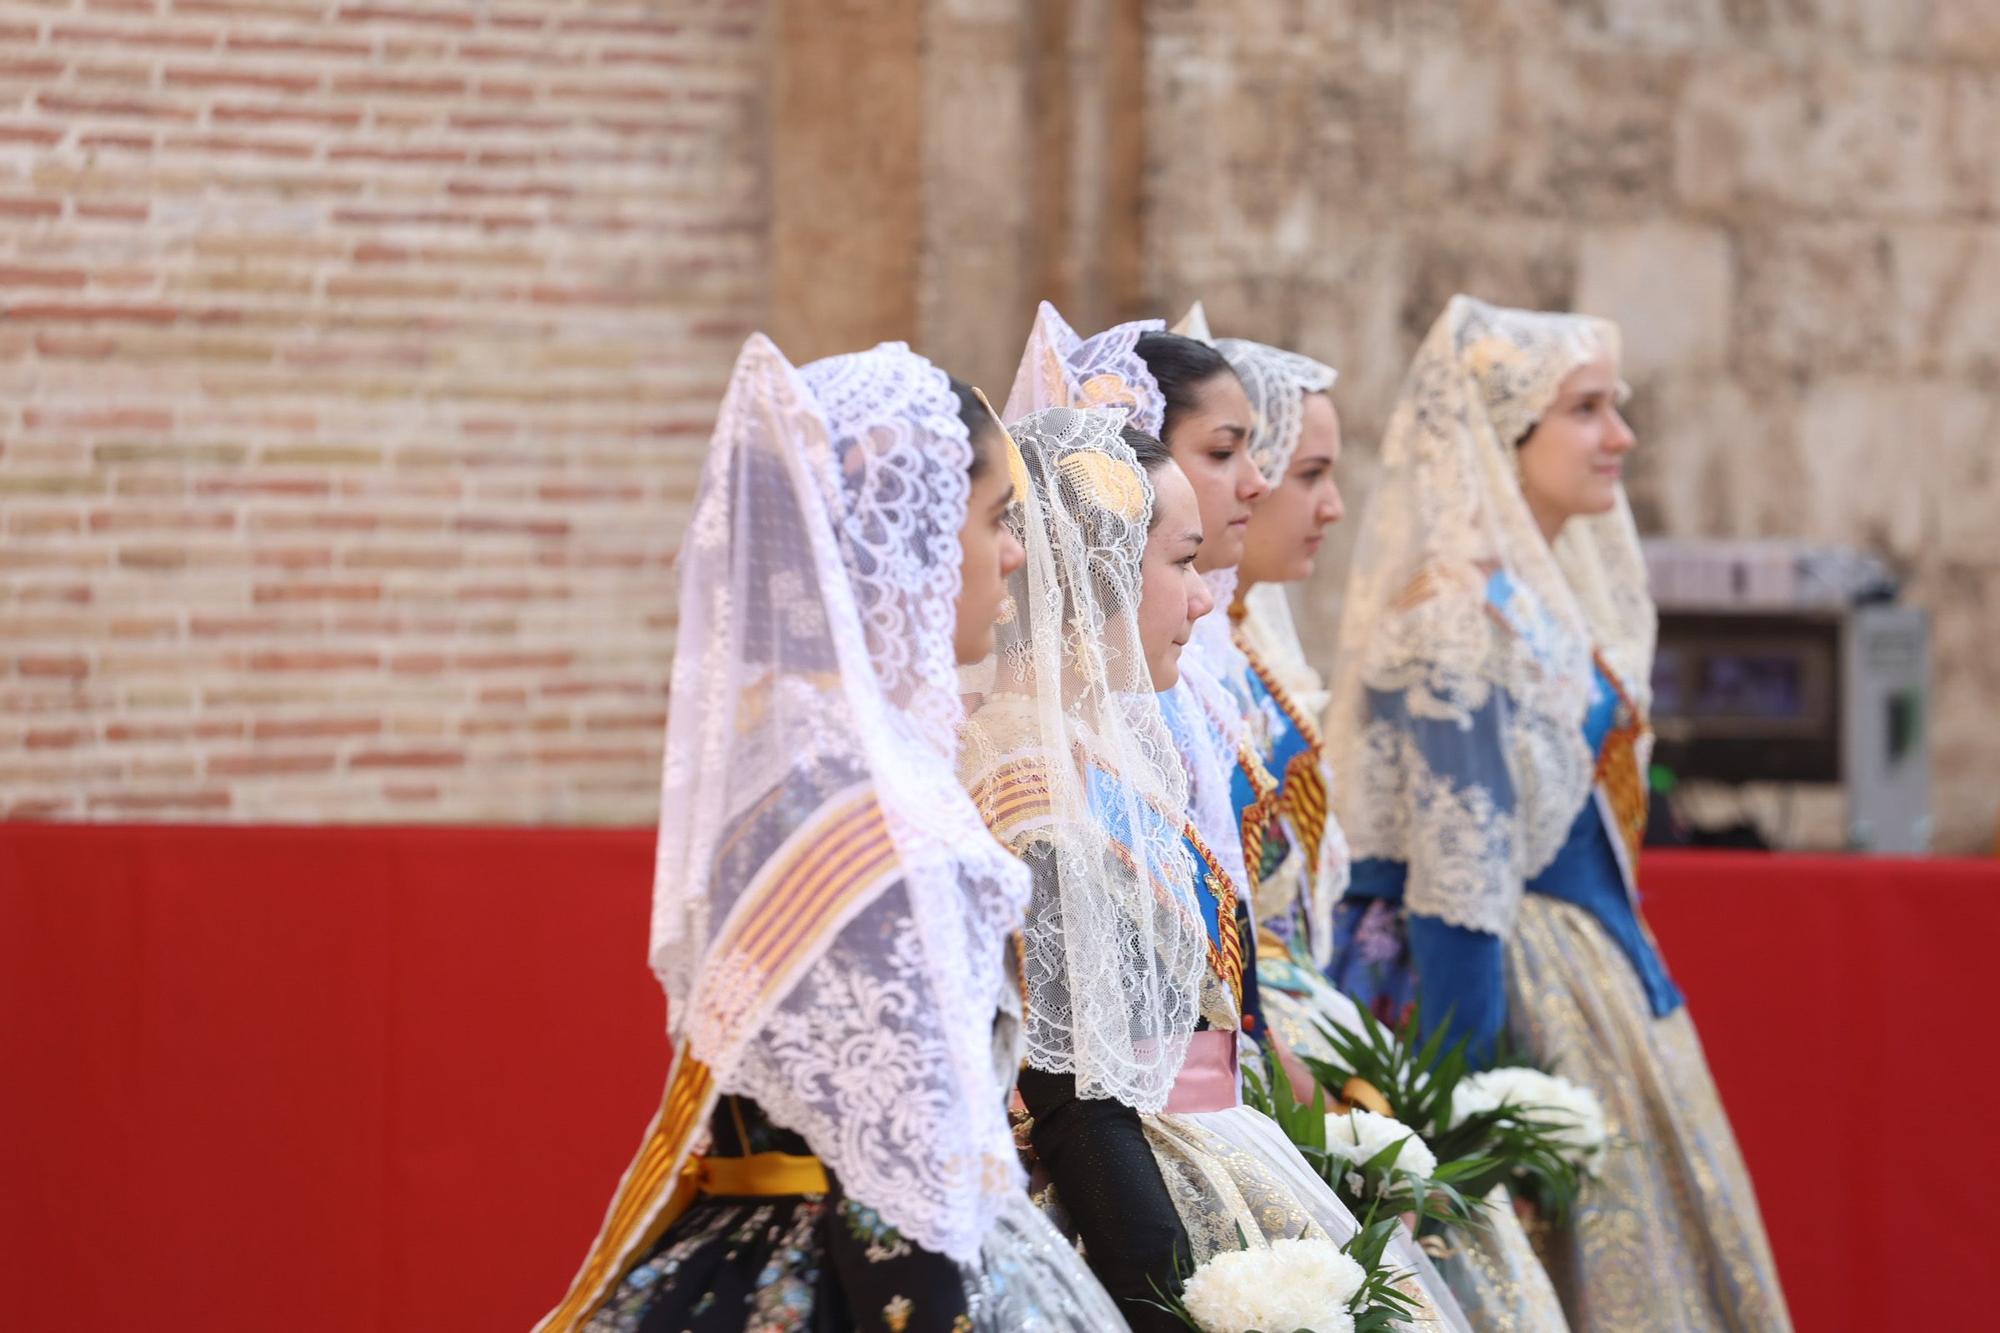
[0,0,764,823]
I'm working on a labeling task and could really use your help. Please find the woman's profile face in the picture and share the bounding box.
[1515,356,1636,538]
[1135,461,1212,691]
[952,426,1026,665]
[1164,370,1266,574]
[1238,391,1344,586]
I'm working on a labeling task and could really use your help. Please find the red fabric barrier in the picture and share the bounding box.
[3,826,1995,1332]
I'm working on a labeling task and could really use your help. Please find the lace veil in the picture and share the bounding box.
[644,336,1032,1263]
[1326,295,1655,937]
[1001,299,1252,980]
[1002,299,1165,434]
[960,406,1209,1112]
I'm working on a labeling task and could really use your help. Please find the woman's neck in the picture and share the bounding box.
[1525,492,1569,546]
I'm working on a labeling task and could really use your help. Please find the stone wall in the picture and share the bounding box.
[1142,0,2000,852]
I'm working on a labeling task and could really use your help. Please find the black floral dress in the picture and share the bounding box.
[582,1097,973,1333]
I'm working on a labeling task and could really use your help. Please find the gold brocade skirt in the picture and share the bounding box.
[1140,1107,1471,1331]
[1259,958,1570,1333]
[1504,894,1792,1333]
[1426,1188,1572,1333]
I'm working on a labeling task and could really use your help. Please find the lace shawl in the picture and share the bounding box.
[646,336,1033,1263]
[960,407,1209,1114]
[1325,295,1656,937]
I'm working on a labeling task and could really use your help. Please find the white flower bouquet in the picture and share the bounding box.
[1451,1067,1608,1175]
[1322,1108,1438,1199]
[1179,1237,1365,1333]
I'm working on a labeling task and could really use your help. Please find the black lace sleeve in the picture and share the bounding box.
[1018,1068,1192,1333]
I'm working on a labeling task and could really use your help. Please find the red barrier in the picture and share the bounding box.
[3,825,1994,1332]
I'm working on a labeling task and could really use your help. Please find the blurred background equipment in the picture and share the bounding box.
[1645,539,1931,853]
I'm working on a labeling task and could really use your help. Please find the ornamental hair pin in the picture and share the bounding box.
[1057,449,1148,525]
[971,386,1032,505]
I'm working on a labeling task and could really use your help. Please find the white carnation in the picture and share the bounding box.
[1323,1107,1437,1184]
[1453,1067,1608,1170]
[1180,1237,1363,1333]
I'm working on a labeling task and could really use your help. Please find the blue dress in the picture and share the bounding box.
[1326,574,1790,1333]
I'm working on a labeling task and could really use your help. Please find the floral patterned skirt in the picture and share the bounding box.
[581,1191,969,1333]
[1506,895,1791,1333]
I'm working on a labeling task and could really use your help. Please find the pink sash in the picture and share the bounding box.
[1162,1030,1240,1114]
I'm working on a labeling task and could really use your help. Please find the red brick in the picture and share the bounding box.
[349,747,466,768]
[25,406,174,431]
[19,584,94,605]
[175,0,323,16]
[9,798,79,819]
[196,477,332,498]
[388,652,446,674]
[6,303,179,325]
[189,615,296,637]
[328,146,467,166]
[457,649,571,671]
[76,202,150,221]
[336,5,476,29]
[382,782,441,802]
[89,790,232,812]
[53,23,224,51]
[252,581,383,604]
[88,508,236,533]
[557,16,682,38]
[17,655,89,679]
[35,93,196,122]
[0,266,88,290]
[246,650,380,671]
[26,727,90,749]
[0,197,63,219]
[531,745,653,765]
[208,751,338,776]
[0,59,68,80]
[212,102,362,130]
[0,125,64,146]
[451,515,570,539]
[329,74,465,96]
[225,35,374,60]
[169,134,316,160]
[252,716,383,740]
[583,710,667,733]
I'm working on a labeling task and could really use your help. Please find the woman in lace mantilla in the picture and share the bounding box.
[1189,310,1570,1333]
[1324,295,1791,1333]
[974,309,1470,1333]
[537,337,1128,1333]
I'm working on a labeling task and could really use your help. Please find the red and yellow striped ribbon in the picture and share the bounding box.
[536,786,900,1331]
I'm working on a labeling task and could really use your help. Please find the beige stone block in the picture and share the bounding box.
[1675,53,1811,213]
[1932,0,2000,60]
[1402,40,1508,199]
[1500,45,1683,218]
[1734,224,1897,377]
[1672,52,1954,217]
[1625,370,1808,540]
[1795,377,1994,564]
[1576,222,1733,375]
[1884,226,2000,380]
[1560,0,1732,50]
[1946,72,2000,216]
[1804,58,1955,218]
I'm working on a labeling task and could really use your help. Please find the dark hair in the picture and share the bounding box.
[1120,426,1174,530]
[1134,331,1237,441]
[948,375,998,477]
[1122,425,1171,473]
